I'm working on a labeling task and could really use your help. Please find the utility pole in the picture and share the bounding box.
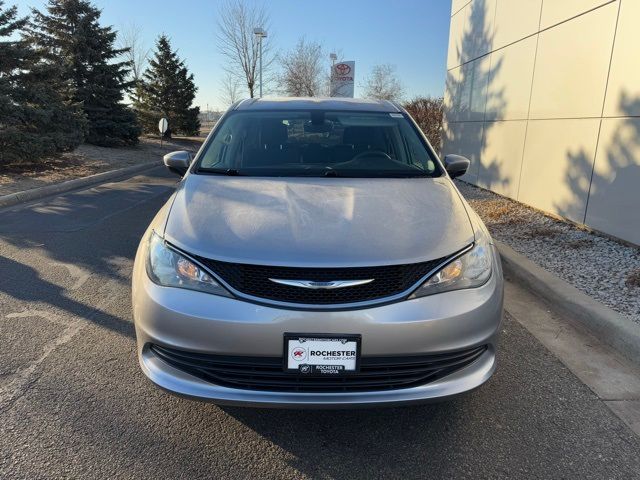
[330,53,337,97]
[253,28,267,98]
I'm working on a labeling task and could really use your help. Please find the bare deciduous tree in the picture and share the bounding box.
[402,96,444,152]
[277,38,325,97]
[217,0,274,98]
[220,71,242,106]
[118,22,150,103]
[362,64,404,101]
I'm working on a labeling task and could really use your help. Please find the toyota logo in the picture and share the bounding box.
[335,63,351,75]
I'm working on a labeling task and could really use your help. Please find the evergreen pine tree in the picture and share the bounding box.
[27,0,140,147]
[0,0,84,165]
[136,35,200,137]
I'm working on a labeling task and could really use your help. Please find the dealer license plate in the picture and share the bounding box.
[284,334,361,375]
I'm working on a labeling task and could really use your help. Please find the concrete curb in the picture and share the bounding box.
[497,240,640,365]
[0,161,161,209]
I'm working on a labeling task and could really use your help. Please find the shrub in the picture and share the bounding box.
[402,96,444,154]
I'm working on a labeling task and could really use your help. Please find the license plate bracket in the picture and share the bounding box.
[283,333,361,376]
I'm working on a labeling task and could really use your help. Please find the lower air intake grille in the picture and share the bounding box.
[150,344,488,393]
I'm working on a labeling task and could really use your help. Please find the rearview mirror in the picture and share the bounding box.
[443,154,470,179]
[304,120,333,134]
[163,150,193,176]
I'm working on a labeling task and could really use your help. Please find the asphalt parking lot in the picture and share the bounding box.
[1,168,639,479]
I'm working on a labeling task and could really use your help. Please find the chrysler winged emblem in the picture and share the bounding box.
[268,279,374,289]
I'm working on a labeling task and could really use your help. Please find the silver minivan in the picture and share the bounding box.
[132,97,503,408]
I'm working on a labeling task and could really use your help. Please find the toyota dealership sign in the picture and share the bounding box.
[330,61,355,98]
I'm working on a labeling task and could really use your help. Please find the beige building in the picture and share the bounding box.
[442,0,640,245]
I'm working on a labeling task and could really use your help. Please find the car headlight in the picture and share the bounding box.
[410,233,493,298]
[146,231,232,297]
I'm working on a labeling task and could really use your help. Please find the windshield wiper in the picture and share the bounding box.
[199,167,242,176]
[321,168,433,178]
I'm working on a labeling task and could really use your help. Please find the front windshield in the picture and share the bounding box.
[196,110,441,178]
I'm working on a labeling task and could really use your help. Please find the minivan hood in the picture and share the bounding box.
[164,175,474,267]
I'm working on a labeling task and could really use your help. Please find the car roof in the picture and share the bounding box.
[232,97,402,113]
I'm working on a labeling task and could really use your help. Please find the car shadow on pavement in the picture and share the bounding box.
[221,399,470,478]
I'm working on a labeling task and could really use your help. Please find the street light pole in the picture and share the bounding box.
[330,53,337,97]
[253,28,267,98]
[259,36,263,98]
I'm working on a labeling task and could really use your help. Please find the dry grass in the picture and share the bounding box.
[484,204,512,221]
[626,269,640,288]
[470,199,526,226]
[0,137,203,196]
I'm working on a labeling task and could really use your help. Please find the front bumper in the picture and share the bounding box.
[140,343,496,408]
[132,246,504,408]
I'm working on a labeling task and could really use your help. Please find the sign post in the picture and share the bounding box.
[330,61,355,98]
[158,118,169,149]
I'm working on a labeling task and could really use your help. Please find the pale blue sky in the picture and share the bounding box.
[13,0,452,110]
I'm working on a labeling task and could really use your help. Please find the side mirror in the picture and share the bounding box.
[163,150,193,176]
[444,154,470,179]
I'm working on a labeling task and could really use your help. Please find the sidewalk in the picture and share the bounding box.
[503,276,640,437]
